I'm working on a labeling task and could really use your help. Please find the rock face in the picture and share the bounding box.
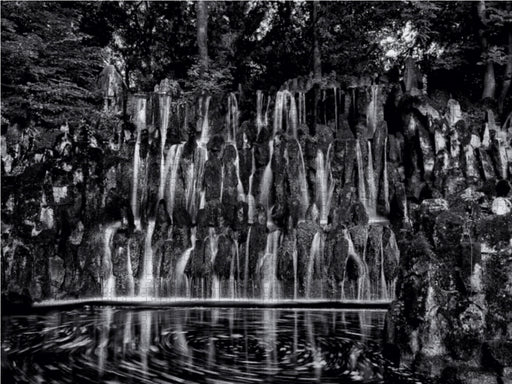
[385,194,512,382]
[2,73,512,380]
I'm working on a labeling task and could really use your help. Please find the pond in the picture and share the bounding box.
[2,307,423,383]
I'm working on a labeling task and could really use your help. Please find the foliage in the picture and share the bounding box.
[1,2,108,129]
[2,0,512,133]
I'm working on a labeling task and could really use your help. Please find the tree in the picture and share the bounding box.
[479,0,497,99]
[497,2,512,112]
[1,2,107,129]
[312,0,322,80]
[196,0,209,78]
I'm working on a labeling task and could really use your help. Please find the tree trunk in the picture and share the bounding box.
[311,0,321,136]
[499,28,512,113]
[478,0,496,99]
[312,0,322,80]
[196,0,209,78]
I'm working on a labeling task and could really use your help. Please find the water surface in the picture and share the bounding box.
[2,307,421,383]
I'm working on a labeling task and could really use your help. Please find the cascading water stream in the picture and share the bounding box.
[229,239,240,299]
[297,92,303,125]
[226,92,239,143]
[273,91,285,136]
[223,92,245,199]
[291,230,298,299]
[186,95,210,222]
[341,229,369,301]
[206,228,220,299]
[379,234,388,301]
[367,85,379,136]
[126,241,135,296]
[288,92,298,139]
[387,229,399,299]
[131,97,146,231]
[158,93,171,199]
[383,137,390,214]
[259,230,281,300]
[256,90,268,136]
[305,231,323,298]
[356,140,367,209]
[315,145,334,226]
[163,143,185,215]
[260,140,274,227]
[244,226,252,296]
[139,219,156,297]
[227,143,246,202]
[366,141,377,218]
[175,228,197,297]
[297,140,310,222]
[247,148,256,224]
[102,221,122,298]
[198,95,212,146]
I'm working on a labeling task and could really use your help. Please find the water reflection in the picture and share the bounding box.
[2,307,421,383]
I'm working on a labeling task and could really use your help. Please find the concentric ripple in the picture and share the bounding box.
[2,307,424,383]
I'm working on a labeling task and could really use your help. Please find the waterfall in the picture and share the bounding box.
[273,91,285,136]
[163,143,184,216]
[356,140,367,208]
[226,92,239,143]
[186,146,208,222]
[229,239,240,298]
[126,242,135,296]
[95,88,405,303]
[198,95,212,145]
[379,234,388,300]
[185,95,211,221]
[247,148,256,224]
[139,219,156,297]
[297,139,310,222]
[403,194,411,227]
[366,141,377,218]
[341,229,369,301]
[386,229,399,299]
[131,97,146,231]
[292,231,298,299]
[305,231,323,298]
[259,140,274,226]
[315,145,334,226]
[383,137,390,214]
[219,163,225,202]
[288,92,298,138]
[207,228,220,299]
[260,230,281,301]
[175,228,197,297]
[297,92,305,125]
[256,90,267,136]
[158,93,171,199]
[102,221,121,298]
[233,145,246,202]
[273,90,298,137]
[185,162,195,218]
[244,226,252,296]
[367,85,379,136]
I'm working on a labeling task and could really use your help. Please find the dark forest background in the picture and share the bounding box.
[2,1,511,133]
